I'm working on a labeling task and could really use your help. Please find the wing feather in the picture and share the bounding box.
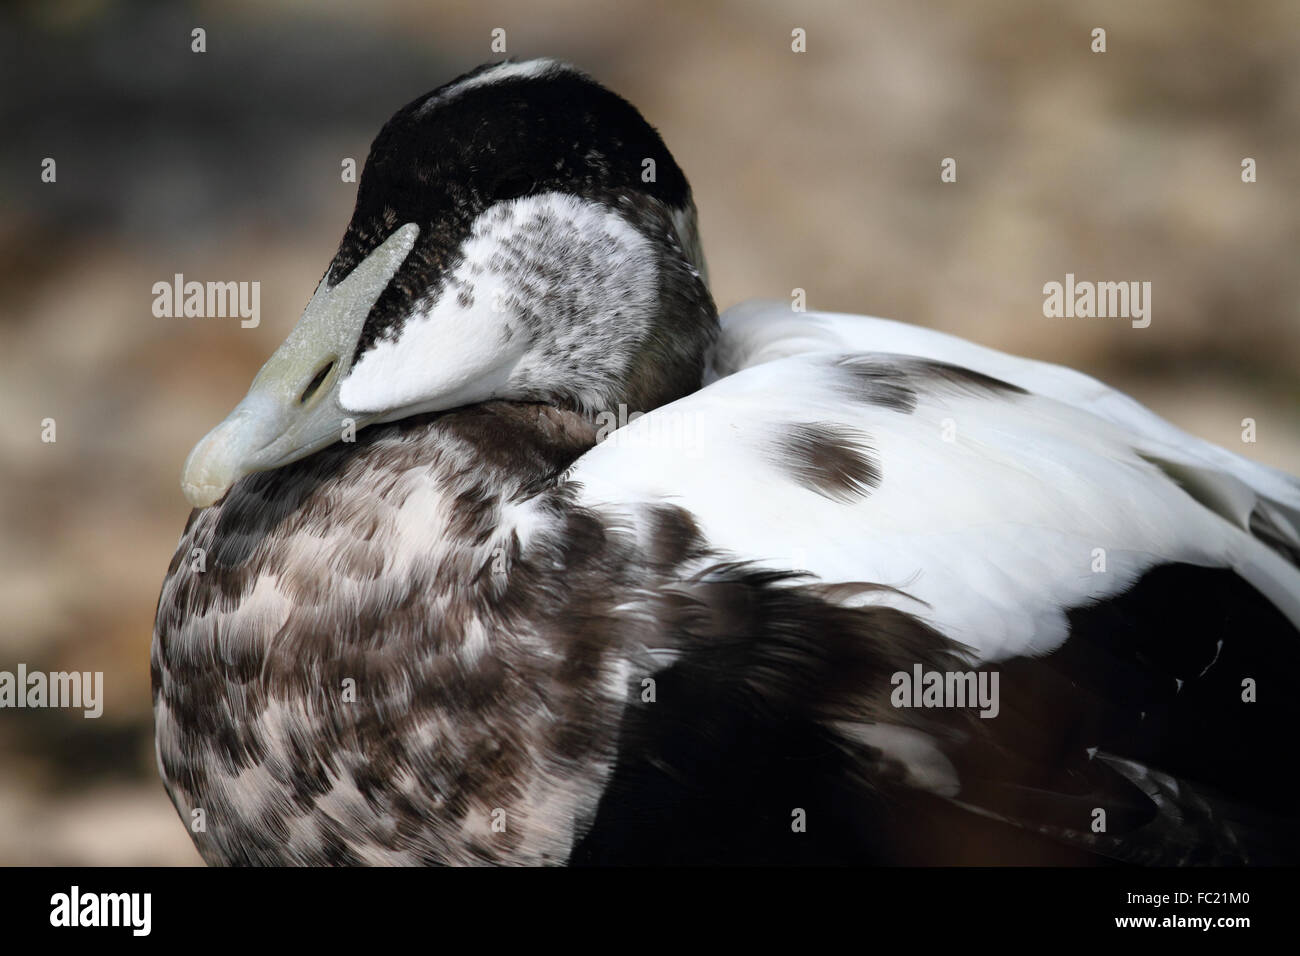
[574,340,1300,660]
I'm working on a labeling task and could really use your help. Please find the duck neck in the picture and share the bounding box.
[613,196,718,415]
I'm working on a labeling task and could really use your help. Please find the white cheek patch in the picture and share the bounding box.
[339,278,519,414]
[339,192,657,416]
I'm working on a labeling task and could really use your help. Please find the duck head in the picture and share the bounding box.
[181,59,716,507]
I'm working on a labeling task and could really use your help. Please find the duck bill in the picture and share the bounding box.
[180,223,420,508]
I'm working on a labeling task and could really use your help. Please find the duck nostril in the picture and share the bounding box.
[299,360,335,404]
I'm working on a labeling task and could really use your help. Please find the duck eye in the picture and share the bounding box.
[299,360,335,404]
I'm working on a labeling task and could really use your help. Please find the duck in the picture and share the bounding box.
[152,58,1300,866]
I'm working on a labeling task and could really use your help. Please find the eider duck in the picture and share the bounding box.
[152,58,1300,866]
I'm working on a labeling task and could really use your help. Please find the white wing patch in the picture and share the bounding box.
[571,342,1300,663]
[712,301,1300,513]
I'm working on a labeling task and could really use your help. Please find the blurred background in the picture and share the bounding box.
[0,0,1296,864]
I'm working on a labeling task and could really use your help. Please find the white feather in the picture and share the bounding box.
[571,307,1300,662]
[711,301,1300,512]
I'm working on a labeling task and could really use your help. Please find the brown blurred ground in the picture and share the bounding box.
[0,0,1296,865]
